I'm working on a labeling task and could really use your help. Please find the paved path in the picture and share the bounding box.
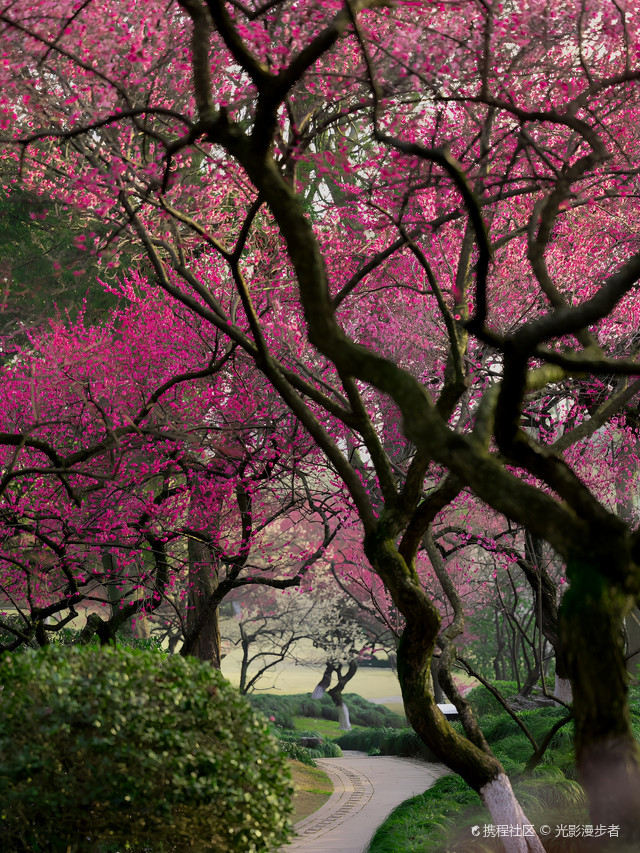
[284,751,449,853]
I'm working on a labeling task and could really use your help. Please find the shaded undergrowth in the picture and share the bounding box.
[366,680,640,852]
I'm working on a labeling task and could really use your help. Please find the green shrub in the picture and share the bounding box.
[276,728,342,765]
[336,726,437,761]
[0,646,293,853]
[0,613,38,649]
[247,692,405,730]
[0,619,163,653]
[246,694,298,729]
[466,681,519,717]
[53,628,164,652]
[278,740,319,766]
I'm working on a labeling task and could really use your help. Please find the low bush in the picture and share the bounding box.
[247,692,405,730]
[276,728,342,765]
[465,681,519,717]
[336,726,437,761]
[359,655,395,668]
[0,646,293,853]
[0,617,163,653]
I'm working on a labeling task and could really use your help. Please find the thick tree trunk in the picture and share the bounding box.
[186,538,221,668]
[553,674,572,704]
[560,557,640,833]
[366,536,544,853]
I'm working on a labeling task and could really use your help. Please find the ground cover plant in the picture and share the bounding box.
[0,646,293,853]
[367,683,640,851]
[367,769,590,853]
[276,728,343,765]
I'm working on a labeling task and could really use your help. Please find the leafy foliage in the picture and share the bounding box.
[0,186,121,332]
[366,703,613,851]
[336,726,438,761]
[465,681,520,717]
[276,730,342,766]
[247,691,405,730]
[0,646,293,853]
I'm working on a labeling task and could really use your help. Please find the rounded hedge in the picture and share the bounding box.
[0,646,293,852]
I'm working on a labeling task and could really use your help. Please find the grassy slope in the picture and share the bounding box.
[292,715,364,737]
[289,760,334,823]
[365,680,640,853]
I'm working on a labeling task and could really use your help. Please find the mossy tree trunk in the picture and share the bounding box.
[560,557,640,832]
[366,532,545,853]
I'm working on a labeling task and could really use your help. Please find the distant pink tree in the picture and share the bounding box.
[0,280,340,663]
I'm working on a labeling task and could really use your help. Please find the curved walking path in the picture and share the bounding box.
[284,751,450,853]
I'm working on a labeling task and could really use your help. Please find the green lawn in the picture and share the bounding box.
[220,647,407,715]
[293,715,364,738]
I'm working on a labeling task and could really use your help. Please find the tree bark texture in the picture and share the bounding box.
[560,557,640,833]
[186,538,221,668]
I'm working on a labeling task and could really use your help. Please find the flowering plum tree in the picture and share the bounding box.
[3,0,640,845]
[222,587,318,694]
[0,281,339,663]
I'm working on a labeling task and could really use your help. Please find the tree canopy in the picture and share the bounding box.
[2,1,640,848]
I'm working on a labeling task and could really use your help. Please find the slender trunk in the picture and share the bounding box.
[431,655,445,703]
[337,703,351,730]
[560,557,640,831]
[186,538,221,668]
[520,661,540,698]
[625,606,640,678]
[311,663,334,700]
[494,611,506,680]
[327,661,358,731]
[103,552,135,638]
[239,624,250,694]
[553,674,572,704]
[520,537,572,702]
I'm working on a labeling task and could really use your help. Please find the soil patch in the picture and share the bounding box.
[289,759,333,823]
